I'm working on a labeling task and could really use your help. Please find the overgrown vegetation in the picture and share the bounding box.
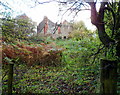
[1,0,120,94]
[2,38,103,93]
[2,15,104,93]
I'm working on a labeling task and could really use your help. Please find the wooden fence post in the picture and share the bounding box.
[8,64,14,94]
[100,59,117,94]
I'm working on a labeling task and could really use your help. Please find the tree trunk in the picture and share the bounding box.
[88,2,115,47]
[97,24,115,47]
[100,59,117,94]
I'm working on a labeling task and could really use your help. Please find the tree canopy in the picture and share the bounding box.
[1,14,35,42]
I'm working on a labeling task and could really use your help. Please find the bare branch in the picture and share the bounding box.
[89,45,105,57]
[61,1,78,17]
[59,1,90,21]
[0,1,12,10]
[30,0,59,8]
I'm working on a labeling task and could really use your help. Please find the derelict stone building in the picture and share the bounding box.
[37,16,73,39]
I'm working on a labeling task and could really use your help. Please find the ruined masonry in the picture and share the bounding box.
[37,16,73,39]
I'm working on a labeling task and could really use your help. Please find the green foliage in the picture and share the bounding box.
[2,33,102,93]
[2,15,35,43]
[69,21,93,41]
[1,1,120,94]
[103,2,120,60]
[2,18,15,42]
[2,18,103,94]
[1,16,105,94]
[73,21,87,31]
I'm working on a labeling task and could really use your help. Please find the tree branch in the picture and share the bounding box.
[89,45,105,57]
[88,2,99,25]
[88,1,115,47]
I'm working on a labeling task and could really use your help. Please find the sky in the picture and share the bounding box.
[0,0,96,31]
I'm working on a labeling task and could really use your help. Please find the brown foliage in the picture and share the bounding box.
[3,42,63,66]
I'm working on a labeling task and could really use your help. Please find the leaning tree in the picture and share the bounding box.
[58,0,120,59]
[86,0,120,58]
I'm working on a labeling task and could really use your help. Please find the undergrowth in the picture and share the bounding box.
[2,35,103,94]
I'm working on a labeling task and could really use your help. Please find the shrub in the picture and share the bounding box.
[3,42,63,66]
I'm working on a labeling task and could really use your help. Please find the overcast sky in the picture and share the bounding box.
[1,0,96,30]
